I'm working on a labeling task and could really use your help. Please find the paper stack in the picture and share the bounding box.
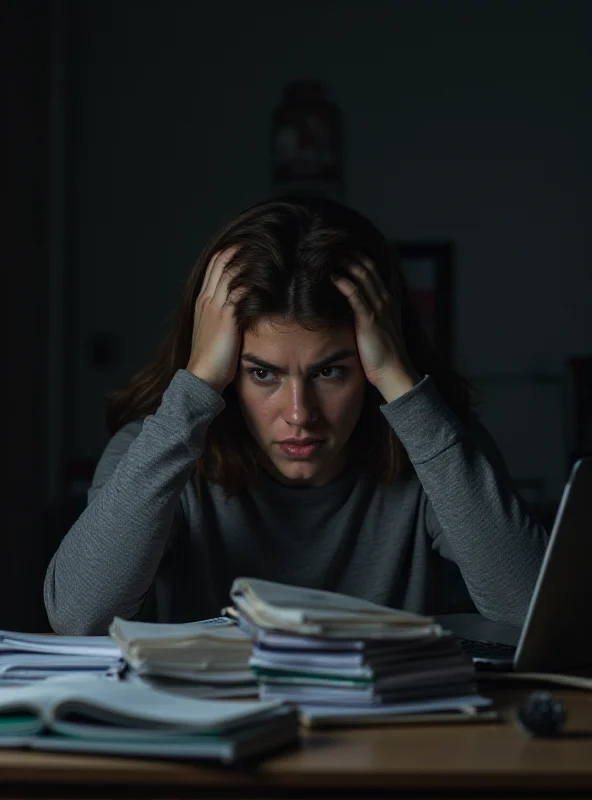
[228,578,493,726]
[0,673,299,763]
[0,630,124,686]
[109,616,257,698]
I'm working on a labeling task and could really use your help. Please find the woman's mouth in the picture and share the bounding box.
[277,441,324,458]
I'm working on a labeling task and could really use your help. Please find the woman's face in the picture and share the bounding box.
[234,318,367,488]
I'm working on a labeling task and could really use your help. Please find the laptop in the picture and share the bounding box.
[435,457,592,674]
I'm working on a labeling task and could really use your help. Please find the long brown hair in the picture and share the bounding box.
[107,197,474,498]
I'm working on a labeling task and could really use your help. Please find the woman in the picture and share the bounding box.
[44,197,548,635]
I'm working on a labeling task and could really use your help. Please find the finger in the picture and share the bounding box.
[200,246,240,299]
[360,257,393,304]
[331,273,374,325]
[347,258,392,315]
[213,259,245,308]
[199,251,223,299]
[223,283,249,309]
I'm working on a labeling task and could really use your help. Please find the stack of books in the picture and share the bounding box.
[0,630,123,686]
[109,616,258,698]
[228,578,493,727]
[0,673,299,762]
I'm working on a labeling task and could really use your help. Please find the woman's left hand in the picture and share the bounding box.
[331,259,421,402]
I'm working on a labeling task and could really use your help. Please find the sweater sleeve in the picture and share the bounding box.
[380,375,549,627]
[43,370,225,635]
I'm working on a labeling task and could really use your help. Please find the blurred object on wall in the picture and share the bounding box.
[565,356,592,473]
[271,80,343,200]
[391,242,454,359]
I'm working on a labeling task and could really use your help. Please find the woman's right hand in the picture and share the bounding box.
[186,247,247,394]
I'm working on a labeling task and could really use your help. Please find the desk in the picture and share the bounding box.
[1,685,592,799]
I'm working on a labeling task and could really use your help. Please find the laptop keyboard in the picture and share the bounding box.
[458,637,516,662]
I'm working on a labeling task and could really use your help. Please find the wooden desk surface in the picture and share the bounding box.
[1,685,592,798]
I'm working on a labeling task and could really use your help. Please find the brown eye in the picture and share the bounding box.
[248,368,274,384]
[313,367,347,381]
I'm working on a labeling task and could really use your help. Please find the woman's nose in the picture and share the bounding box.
[283,383,320,425]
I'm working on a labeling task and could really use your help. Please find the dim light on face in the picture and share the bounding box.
[234,318,367,488]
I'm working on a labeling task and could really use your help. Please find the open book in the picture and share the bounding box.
[0,674,298,763]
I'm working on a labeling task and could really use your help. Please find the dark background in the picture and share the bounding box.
[2,0,591,631]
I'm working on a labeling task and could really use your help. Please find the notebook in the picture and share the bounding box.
[230,577,438,637]
[299,695,496,728]
[229,577,491,717]
[0,673,299,763]
[0,630,123,684]
[109,616,254,684]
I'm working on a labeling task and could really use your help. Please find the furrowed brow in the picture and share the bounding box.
[240,348,357,375]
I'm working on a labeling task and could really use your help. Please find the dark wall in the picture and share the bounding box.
[0,0,50,630]
[63,0,592,503]
[2,0,591,630]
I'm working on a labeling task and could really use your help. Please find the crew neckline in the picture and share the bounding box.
[255,457,359,504]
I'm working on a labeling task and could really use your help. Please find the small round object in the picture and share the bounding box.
[516,691,567,738]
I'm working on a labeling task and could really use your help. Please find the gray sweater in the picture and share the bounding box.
[44,370,548,635]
